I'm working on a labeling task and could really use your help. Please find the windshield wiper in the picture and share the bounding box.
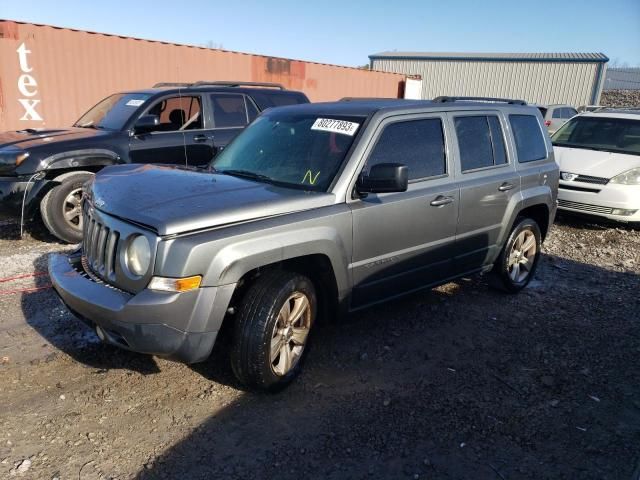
[219,169,274,183]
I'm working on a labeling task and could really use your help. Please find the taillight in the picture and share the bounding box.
[544,120,551,127]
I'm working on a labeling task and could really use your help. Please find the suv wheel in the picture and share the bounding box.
[40,171,93,244]
[490,217,541,293]
[230,271,316,391]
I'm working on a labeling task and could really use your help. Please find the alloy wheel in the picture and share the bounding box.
[270,292,312,376]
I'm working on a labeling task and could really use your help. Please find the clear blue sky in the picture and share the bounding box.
[2,0,639,66]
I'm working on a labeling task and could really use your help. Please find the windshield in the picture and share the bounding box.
[552,116,640,156]
[212,112,364,191]
[74,93,152,131]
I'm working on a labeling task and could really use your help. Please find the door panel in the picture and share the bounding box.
[455,167,519,271]
[448,111,520,272]
[350,184,458,308]
[129,131,189,164]
[349,113,457,309]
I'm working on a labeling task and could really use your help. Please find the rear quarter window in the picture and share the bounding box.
[509,115,547,163]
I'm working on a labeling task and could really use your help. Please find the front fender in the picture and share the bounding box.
[37,148,122,172]
[156,208,353,299]
[206,226,350,294]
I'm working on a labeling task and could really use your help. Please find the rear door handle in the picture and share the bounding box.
[193,134,212,142]
[498,182,514,191]
[430,195,454,207]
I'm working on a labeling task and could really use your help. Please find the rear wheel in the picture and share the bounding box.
[490,217,541,293]
[230,270,316,391]
[40,171,93,243]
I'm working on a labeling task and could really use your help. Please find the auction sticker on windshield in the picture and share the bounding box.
[311,118,359,136]
[125,99,146,107]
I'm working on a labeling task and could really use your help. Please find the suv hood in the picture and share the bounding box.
[553,146,640,178]
[0,127,113,151]
[89,164,336,236]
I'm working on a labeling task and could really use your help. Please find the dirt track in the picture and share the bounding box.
[0,215,639,480]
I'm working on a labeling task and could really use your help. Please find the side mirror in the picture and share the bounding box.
[133,115,160,134]
[357,163,408,194]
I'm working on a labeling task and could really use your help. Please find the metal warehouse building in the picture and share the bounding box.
[370,52,609,106]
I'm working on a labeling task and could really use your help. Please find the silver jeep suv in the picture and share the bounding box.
[49,96,559,391]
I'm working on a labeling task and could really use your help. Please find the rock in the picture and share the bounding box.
[12,459,31,475]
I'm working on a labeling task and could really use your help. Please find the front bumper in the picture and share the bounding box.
[48,252,229,363]
[0,176,31,217]
[558,182,640,223]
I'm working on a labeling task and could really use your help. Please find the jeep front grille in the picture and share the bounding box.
[82,204,119,281]
[558,199,613,215]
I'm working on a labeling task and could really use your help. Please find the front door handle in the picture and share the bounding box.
[498,182,514,192]
[193,134,212,142]
[430,195,454,207]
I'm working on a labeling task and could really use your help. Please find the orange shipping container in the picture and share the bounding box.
[0,20,406,131]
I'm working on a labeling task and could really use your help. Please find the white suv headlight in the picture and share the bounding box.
[125,235,151,276]
[610,167,640,185]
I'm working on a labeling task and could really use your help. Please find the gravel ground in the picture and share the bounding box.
[600,90,640,108]
[0,215,639,480]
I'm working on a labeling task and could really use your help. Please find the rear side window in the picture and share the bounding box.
[246,98,260,122]
[509,115,547,162]
[366,118,446,181]
[552,108,563,119]
[211,94,248,128]
[454,115,507,172]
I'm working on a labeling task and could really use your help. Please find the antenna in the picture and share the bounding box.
[176,65,188,167]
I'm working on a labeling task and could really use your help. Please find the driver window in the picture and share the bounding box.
[146,96,202,132]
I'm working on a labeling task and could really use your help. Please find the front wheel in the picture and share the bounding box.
[490,217,541,293]
[230,271,316,391]
[40,171,93,243]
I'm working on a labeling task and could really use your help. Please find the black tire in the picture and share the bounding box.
[230,270,317,391]
[40,171,93,243]
[489,217,542,293]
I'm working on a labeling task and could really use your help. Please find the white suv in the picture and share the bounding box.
[552,109,640,224]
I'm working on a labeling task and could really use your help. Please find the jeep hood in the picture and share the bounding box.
[89,164,336,235]
[553,146,640,178]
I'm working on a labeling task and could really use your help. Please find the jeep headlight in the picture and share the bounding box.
[125,235,151,276]
[610,167,640,185]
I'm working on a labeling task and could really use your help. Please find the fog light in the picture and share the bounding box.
[611,208,637,216]
[148,275,202,292]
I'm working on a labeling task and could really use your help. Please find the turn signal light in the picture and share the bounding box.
[16,152,30,166]
[148,275,202,292]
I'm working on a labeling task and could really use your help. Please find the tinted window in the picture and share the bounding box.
[246,98,260,122]
[510,115,547,162]
[366,119,446,180]
[566,108,577,118]
[211,94,248,128]
[553,116,640,155]
[488,116,507,165]
[537,107,548,118]
[455,116,507,171]
[552,108,563,119]
[74,93,153,131]
[146,95,202,132]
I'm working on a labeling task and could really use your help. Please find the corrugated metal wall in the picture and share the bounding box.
[604,68,640,90]
[0,20,405,131]
[371,58,604,106]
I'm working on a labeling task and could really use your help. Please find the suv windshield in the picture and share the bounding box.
[74,93,152,131]
[212,112,364,191]
[552,116,640,156]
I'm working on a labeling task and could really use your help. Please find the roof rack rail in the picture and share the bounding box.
[433,96,527,105]
[191,81,286,90]
[152,82,192,88]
